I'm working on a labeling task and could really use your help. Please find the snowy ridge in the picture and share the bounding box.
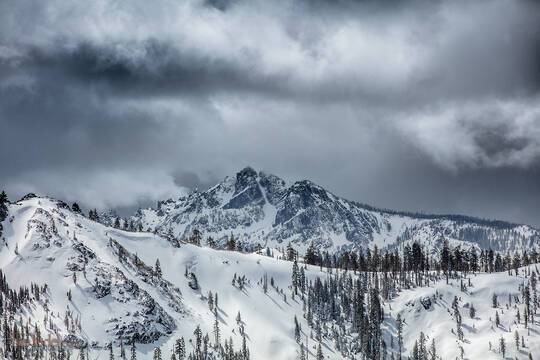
[128,167,540,253]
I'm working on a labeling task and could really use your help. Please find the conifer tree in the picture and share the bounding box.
[213,310,220,348]
[120,339,126,360]
[418,332,427,359]
[292,259,299,296]
[193,326,202,355]
[499,336,505,358]
[153,347,162,360]
[155,259,162,278]
[429,339,437,360]
[299,343,306,360]
[0,191,8,237]
[72,202,82,214]
[227,235,236,251]
[452,296,463,341]
[236,311,242,324]
[175,338,185,360]
[294,316,301,343]
[412,340,419,360]
[239,335,247,360]
[130,341,137,360]
[440,240,450,284]
[316,343,323,360]
[469,303,476,319]
[208,291,214,311]
[396,314,404,360]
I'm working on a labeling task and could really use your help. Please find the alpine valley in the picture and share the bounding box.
[0,168,539,360]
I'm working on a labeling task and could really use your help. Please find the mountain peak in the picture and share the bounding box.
[236,166,258,178]
[128,168,540,252]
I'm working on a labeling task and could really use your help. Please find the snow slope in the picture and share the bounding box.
[1,196,539,359]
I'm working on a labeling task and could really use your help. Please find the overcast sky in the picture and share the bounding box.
[1,0,539,226]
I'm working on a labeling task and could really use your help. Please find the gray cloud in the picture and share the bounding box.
[1,0,539,226]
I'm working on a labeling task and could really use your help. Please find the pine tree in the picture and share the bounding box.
[304,244,318,265]
[194,325,202,355]
[418,332,427,359]
[469,303,476,318]
[89,209,99,221]
[236,311,242,324]
[155,259,162,278]
[0,191,7,237]
[153,347,162,360]
[294,316,301,343]
[499,336,505,358]
[213,310,220,348]
[175,338,185,360]
[167,228,175,242]
[429,339,437,360]
[0,191,8,208]
[263,273,268,294]
[396,314,404,360]
[292,259,299,296]
[227,235,236,251]
[412,340,419,360]
[130,341,137,360]
[208,291,214,311]
[299,343,306,360]
[120,339,126,360]
[286,242,296,261]
[316,343,323,360]
[524,284,531,328]
[72,202,82,214]
[109,343,115,360]
[440,240,450,284]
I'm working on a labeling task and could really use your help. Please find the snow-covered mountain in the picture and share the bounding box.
[1,195,539,359]
[130,167,540,253]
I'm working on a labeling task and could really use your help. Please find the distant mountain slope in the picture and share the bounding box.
[129,167,540,253]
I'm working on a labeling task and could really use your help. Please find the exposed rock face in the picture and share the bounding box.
[420,297,432,310]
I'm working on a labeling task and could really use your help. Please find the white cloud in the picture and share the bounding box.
[398,98,540,170]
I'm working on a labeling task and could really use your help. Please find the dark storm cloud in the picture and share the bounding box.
[1,0,539,225]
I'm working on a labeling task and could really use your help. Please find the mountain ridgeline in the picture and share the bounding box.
[1,182,540,359]
[122,167,539,253]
